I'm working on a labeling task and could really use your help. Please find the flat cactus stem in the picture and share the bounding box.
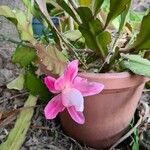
[0,95,38,150]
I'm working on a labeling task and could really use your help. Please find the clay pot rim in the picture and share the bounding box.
[79,71,150,82]
[40,62,150,82]
[79,71,148,90]
[79,71,133,79]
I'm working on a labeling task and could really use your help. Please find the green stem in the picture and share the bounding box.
[37,5,88,69]
[0,95,38,150]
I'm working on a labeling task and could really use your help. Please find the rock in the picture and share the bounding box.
[6,62,17,70]
[0,69,14,86]
[0,48,11,59]
[0,72,5,86]
[134,5,147,12]
[0,56,3,69]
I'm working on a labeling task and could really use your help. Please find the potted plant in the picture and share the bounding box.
[0,0,150,149]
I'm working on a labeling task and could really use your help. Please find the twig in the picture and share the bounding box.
[56,131,83,150]
[46,0,61,10]
[76,49,93,53]
[142,89,150,92]
[68,0,78,11]
[0,105,40,128]
[119,47,136,53]
[38,5,88,69]
[31,125,50,130]
[99,52,112,72]
[0,92,28,104]
[0,113,17,128]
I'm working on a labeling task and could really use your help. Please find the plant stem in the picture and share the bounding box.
[68,0,78,10]
[37,4,88,69]
[99,52,112,72]
[0,95,38,150]
[68,2,74,31]
[68,0,82,25]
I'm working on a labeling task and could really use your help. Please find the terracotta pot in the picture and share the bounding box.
[59,72,150,149]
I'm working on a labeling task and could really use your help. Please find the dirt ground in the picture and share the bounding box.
[0,0,150,150]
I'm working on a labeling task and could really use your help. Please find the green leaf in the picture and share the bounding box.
[79,0,91,7]
[35,0,60,43]
[56,0,79,24]
[7,74,25,90]
[77,7,93,25]
[121,54,150,77]
[89,18,103,36]
[0,95,37,150]
[79,26,99,52]
[132,141,139,150]
[128,11,145,22]
[35,0,50,18]
[15,11,34,41]
[134,11,150,50]
[132,129,139,150]
[0,6,35,43]
[105,0,131,27]
[36,44,68,75]
[63,30,82,41]
[109,47,120,65]
[92,0,104,16]
[0,5,17,25]
[12,45,37,67]
[96,31,111,57]
[22,0,41,18]
[118,1,131,33]
[101,0,110,12]
[24,71,51,100]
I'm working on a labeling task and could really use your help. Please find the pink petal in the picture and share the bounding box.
[67,106,85,124]
[64,60,78,83]
[54,60,79,91]
[54,75,66,91]
[44,94,65,119]
[62,88,84,112]
[44,76,58,93]
[73,77,104,97]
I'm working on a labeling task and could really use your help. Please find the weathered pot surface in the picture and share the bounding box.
[59,72,149,149]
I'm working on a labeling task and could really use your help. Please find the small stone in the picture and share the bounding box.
[0,69,15,83]
[0,73,5,86]
[6,62,16,70]
[3,91,11,99]
[0,56,3,69]
[134,5,147,12]
[0,49,10,59]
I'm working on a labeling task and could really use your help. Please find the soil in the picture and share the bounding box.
[0,0,150,150]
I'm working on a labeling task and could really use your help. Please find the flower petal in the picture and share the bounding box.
[54,60,79,91]
[64,60,78,83]
[54,75,66,91]
[67,106,85,124]
[44,94,65,119]
[62,88,84,112]
[73,77,104,97]
[44,76,58,93]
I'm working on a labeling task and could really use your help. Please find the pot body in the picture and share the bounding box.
[59,72,147,148]
[32,17,59,36]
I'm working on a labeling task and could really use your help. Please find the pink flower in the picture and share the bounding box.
[44,60,104,124]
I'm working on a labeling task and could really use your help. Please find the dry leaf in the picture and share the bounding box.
[36,44,68,75]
